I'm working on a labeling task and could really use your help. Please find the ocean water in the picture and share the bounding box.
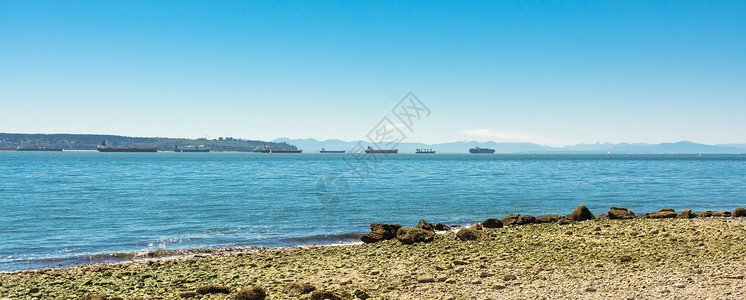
[1,151,745,271]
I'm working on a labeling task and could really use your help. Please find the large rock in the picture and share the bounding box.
[482,218,503,228]
[501,214,521,226]
[713,211,732,218]
[608,207,635,219]
[360,230,390,244]
[310,290,347,300]
[646,209,677,219]
[456,227,489,241]
[370,223,401,236]
[697,210,713,218]
[570,205,595,221]
[416,219,435,231]
[433,223,451,231]
[535,214,559,223]
[520,215,536,224]
[677,209,696,219]
[284,282,316,296]
[734,207,746,217]
[236,286,267,300]
[396,227,435,244]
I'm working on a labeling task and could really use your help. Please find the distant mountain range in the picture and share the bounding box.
[273,138,746,154]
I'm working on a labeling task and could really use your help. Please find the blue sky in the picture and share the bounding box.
[1,1,744,146]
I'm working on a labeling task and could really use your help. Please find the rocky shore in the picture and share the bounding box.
[1,206,745,299]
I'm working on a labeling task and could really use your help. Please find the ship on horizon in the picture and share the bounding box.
[415,148,436,154]
[97,140,157,153]
[469,146,495,154]
[174,145,210,152]
[320,148,345,153]
[17,146,63,151]
[252,145,302,153]
[365,146,398,154]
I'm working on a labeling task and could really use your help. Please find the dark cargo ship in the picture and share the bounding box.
[0,147,19,151]
[415,148,435,154]
[469,146,495,154]
[97,140,157,152]
[17,146,63,151]
[320,148,345,153]
[365,146,398,154]
[174,146,210,152]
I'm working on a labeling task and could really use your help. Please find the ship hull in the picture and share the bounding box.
[320,150,345,153]
[469,148,495,154]
[270,149,302,153]
[415,151,436,154]
[178,149,210,152]
[18,148,63,151]
[365,149,398,154]
[98,148,158,152]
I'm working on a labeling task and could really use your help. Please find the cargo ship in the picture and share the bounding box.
[469,146,495,154]
[174,145,210,152]
[252,145,301,153]
[415,148,435,154]
[17,146,63,151]
[320,148,345,153]
[270,149,302,153]
[0,147,19,151]
[365,146,398,154]
[97,140,157,152]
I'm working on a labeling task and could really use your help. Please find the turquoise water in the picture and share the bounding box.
[1,151,745,271]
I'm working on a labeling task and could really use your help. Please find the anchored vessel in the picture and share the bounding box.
[97,140,157,152]
[365,146,398,154]
[174,146,210,152]
[252,145,302,153]
[415,148,436,154]
[0,147,19,151]
[320,148,345,153]
[17,146,63,151]
[469,146,495,154]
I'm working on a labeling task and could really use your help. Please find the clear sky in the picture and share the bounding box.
[1,1,744,146]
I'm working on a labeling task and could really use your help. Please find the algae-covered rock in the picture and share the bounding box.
[677,209,696,219]
[416,219,435,231]
[284,282,316,295]
[310,290,347,300]
[697,210,713,218]
[734,207,746,217]
[79,294,108,300]
[713,211,731,217]
[396,227,435,244]
[520,215,536,224]
[360,230,390,244]
[456,227,489,241]
[535,214,559,223]
[570,205,594,221]
[482,218,503,228]
[236,286,267,300]
[195,284,231,294]
[370,223,401,235]
[646,209,677,219]
[501,214,521,226]
[352,289,370,299]
[434,223,451,231]
[608,207,635,219]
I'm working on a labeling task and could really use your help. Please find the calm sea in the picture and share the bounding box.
[1,151,745,271]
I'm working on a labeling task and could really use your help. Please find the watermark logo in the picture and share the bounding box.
[315,173,350,204]
[317,92,429,205]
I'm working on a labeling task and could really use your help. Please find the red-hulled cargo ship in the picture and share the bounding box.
[97,140,157,152]
[364,146,398,154]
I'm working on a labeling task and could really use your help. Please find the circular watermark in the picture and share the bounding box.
[315,173,350,204]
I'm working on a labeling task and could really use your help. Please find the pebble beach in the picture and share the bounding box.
[2,207,745,300]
